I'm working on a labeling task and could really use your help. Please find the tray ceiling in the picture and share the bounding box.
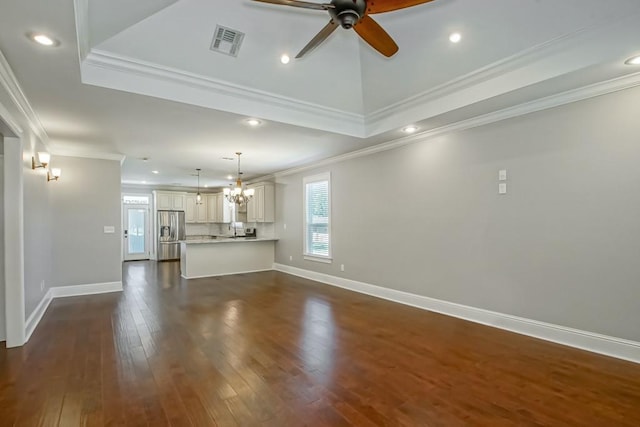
[1,0,639,187]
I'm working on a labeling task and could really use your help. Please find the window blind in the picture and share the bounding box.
[304,174,330,259]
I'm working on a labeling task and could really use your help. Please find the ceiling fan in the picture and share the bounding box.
[253,0,437,59]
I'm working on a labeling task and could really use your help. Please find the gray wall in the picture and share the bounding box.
[23,145,53,319]
[51,156,122,287]
[0,148,4,340]
[275,85,640,343]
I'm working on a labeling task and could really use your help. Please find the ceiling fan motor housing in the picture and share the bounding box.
[329,0,366,29]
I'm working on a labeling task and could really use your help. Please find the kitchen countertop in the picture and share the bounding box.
[181,237,278,245]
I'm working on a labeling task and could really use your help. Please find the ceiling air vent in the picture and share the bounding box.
[210,25,244,57]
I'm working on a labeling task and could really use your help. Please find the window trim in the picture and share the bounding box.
[303,172,332,263]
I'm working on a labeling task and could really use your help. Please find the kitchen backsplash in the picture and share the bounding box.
[185,222,275,238]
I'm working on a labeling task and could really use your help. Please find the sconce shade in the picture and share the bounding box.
[38,152,51,165]
[32,151,51,170]
[47,167,62,182]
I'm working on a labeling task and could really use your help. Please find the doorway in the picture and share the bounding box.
[122,195,151,261]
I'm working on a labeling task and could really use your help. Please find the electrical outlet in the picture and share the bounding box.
[40,280,45,292]
[289,255,293,261]
[284,223,287,230]
[340,264,345,272]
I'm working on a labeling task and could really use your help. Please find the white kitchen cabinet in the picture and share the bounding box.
[185,193,207,223]
[155,191,186,211]
[246,182,274,223]
[216,193,234,223]
[206,194,217,223]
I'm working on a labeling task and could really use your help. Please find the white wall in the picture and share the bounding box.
[275,85,640,343]
[51,156,122,287]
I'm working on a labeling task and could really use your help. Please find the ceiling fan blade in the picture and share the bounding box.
[252,0,334,11]
[295,20,339,58]
[353,16,398,57]
[366,0,436,14]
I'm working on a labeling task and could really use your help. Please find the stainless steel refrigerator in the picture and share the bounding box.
[157,210,185,261]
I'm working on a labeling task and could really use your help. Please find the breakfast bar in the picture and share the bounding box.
[180,238,277,279]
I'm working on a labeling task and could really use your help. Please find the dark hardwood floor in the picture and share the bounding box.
[1,261,640,426]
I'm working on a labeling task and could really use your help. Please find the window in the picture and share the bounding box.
[304,172,331,262]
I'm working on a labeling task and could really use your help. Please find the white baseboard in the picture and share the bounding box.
[181,268,273,280]
[51,281,123,298]
[24,281,123,343]
[25,289,53,342]
[273,263,640,364]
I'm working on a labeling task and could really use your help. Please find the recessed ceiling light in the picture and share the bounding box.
[402,125,418,134]
[204,185,209,188]
[246,118,261,127]
[152,170,159,174]
[227,175,233,180]
[281,54,290,64]
[29,33,59,47]
[625,55,640,65]
[449,32,462,43]
[141,180,147,184]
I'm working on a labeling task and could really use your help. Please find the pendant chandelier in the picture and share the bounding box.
[195,168,203,204]
[223,152,254,205]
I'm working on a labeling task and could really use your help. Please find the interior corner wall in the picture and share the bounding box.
[23,146,53,319]
[50,156,121,288]
[275,84,640,343]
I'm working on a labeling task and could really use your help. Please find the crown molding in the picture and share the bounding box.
[0,100,23,136]
[275,71,640,178]
[81,49,366,137]
[366,31,579,125]
[72,0,90,63]
[51,148,126,162]
[0,50,49,147]
[364,12,640,136]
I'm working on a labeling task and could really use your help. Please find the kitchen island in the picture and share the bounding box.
[180,238,277,279]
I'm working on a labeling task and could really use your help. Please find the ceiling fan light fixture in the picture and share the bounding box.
[449,32,462,43]
[625,55,640,65]
[336,10,360,29]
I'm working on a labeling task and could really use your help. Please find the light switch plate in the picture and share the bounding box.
[498,183,507,194]
[498,169,507,181]
[104,226,115,234]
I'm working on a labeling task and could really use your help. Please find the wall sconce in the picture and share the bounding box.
[47,168,61,182]
[32,151,50,169]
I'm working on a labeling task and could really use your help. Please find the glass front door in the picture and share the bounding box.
[124,205,149,261]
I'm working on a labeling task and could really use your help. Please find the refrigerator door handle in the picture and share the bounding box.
[170,212,177,241]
